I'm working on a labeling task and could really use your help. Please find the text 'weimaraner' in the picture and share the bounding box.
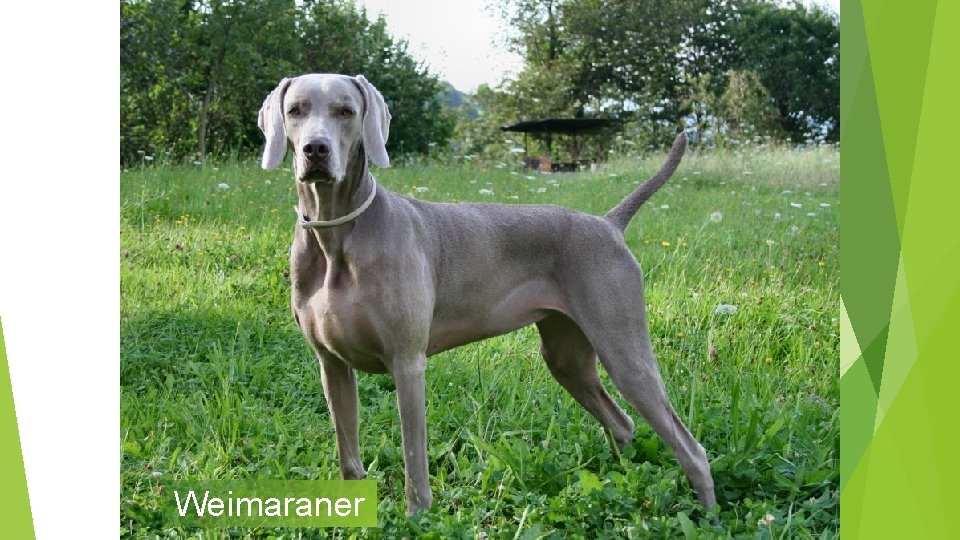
[258,73,716,516]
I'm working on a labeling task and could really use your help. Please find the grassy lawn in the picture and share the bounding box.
[120,146,838,538]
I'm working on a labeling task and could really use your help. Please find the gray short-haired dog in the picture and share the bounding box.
[258,73,716,516]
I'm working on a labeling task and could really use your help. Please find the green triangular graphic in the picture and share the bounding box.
[0,320,37,538]
[862,0,940,234]
[862,324,889,396]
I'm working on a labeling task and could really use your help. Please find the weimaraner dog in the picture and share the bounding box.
[258,73,716,515]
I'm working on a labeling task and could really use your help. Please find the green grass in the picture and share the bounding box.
[121,145,838,539]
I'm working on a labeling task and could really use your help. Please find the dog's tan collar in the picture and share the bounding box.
[295,179,377,229]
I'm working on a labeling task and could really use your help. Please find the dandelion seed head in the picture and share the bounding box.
[714,304,737,315]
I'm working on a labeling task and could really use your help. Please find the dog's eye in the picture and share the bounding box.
[339,107,355,118]
[287,106,301,117]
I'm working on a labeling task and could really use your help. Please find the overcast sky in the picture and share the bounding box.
[355,0,840,93]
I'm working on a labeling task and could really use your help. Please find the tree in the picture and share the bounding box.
[718,69,782,139]
[120,0,453,164]
[725,0,839,141]
[485,0,839,152]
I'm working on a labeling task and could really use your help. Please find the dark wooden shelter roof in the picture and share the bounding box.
[500,118,621,135]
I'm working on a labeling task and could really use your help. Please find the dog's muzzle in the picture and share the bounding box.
[298,138,337,183]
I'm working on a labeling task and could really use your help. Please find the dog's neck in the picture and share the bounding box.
[294,147,374,264]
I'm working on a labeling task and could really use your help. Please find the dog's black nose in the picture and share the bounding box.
[303,139,331,162]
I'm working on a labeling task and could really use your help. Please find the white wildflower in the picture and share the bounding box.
[774,212,781,219]
[790,202,803,208]
[766,239,776,247]
[714,304,738,315]
[819,203,830,208]
[807,212,817,217]
[758,513,775,527]
[415,186,429,193]
[264,179,271,185]
[789,225,800,235]
[143,155,154,162]
[479,188,494,196]
[525,175,535,180]
[660,204,670,209]
[536,187,547,193]
[217,183,230,191]
[710,211,723,223]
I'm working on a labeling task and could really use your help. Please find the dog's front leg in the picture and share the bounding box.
[392,355,433,515]
[318,353,366,480]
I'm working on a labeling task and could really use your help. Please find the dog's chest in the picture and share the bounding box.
[294,284,387,373]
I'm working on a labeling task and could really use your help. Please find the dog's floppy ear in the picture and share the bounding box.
[258,77,292,170]
[353,75,391,167]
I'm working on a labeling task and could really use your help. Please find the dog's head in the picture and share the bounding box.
[258,74,391,182]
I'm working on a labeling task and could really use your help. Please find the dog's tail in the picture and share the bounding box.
[604,132,688,231]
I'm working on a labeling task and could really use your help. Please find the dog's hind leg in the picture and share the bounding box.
[536,312,635,449]
[597,335,716,509]
[565,265,717,509]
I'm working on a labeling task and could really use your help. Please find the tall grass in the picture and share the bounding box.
[121,145,838,538]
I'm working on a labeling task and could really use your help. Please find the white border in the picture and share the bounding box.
[0,3,118,538]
